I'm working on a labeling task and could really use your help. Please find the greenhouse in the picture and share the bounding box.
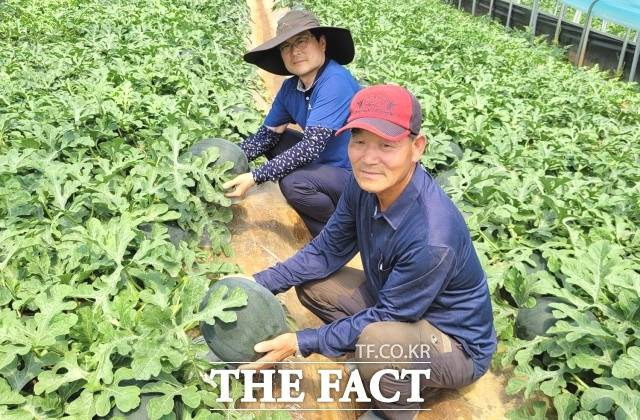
[1,0,639,419]
[453,0,640,81]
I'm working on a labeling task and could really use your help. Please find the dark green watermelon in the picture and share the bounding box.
[524,252,547,274]
[515,296,598,340]
[138,222,196,247]
[447,141,464,160]
[106,393,158,420]
[105,380,174,420]
[139,221,213,249]
[515,296,563,340]
[200,277,287,366]
[192,335,222,364]
[188,138,249,176]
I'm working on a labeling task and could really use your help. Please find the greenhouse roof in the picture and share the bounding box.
[561,0,640,31]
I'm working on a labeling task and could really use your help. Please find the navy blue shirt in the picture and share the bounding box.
[264,59,360,169]
[255,165,497,379]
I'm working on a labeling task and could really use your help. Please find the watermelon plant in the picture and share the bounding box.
[280,0,640,418]
[0,0,270,418]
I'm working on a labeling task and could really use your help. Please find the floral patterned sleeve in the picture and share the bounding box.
[251,126,333,184]
[239,125,281,162]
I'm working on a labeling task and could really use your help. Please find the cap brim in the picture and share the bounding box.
[336,117,410,141]
[243,27,355,76]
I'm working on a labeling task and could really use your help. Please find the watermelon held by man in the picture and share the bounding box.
[199,276,288,366]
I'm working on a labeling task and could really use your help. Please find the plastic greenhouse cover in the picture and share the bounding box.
[560,0,640,30]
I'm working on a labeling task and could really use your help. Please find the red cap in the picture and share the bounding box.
[336,84,422,141]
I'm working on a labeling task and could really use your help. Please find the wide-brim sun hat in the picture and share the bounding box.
[243,9,355,76]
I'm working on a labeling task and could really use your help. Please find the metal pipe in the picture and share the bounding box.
[489,0,495,18]
[506,0,514,28]
[573,10,582,23]
[472,0,477,16]
[577,0,601,67]
[617,29,632,74]
[577,14,594,66]
[554,3,567,44]
[630,31,640,82]
[458,0,463,10]
[530,0,540,40]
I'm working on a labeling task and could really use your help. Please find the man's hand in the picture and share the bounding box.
[238,332,298,371]
[222,172,255,198]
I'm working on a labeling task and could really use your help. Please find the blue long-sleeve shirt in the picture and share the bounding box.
[254,165,497,379]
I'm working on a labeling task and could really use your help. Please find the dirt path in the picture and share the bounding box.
[247,0,286,110]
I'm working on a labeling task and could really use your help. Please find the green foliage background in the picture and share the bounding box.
[0,0,265,418]
[2,0,640,418]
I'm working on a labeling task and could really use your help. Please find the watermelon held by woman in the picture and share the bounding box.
[200,276,288,365]
[188,137,249,176]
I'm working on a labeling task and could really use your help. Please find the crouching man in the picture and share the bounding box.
[241,85,497,419]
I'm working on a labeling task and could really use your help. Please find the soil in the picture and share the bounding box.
[247,0,286,110]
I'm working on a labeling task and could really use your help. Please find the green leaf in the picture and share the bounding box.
[93,368,141,416]
[581,378,640,418]
[193,284,247,328]
[65,389,96,418]
[506,401,547,419]
[572,412,608,420]
[0,352,59,392]
[142,382,201,420]
[130,339,185,381]
[0,377,25,405]
[34,352,88,395]
[612,347,640,380]
[554,393,578,420]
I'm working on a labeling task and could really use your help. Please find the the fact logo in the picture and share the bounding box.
[207,368,431,404]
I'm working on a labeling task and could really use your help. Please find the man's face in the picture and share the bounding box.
[348,129,426,198]
[279,31,326,78]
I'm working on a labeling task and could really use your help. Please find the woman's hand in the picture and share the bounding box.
[222,172,256,198]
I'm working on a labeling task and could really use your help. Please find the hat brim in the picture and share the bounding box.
[336,117,410,141]
[243,26,355,76]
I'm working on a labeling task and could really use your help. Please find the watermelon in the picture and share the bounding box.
[447,141,464,160]
[200,277,288,365]
[139,222,199,248]
[192,334,222,363]
[524,252,547,274]
[515,296,563,340]
[515,295,598,341]
[105,380,172,420]
[106,393,160,420]
[188,137,249,176]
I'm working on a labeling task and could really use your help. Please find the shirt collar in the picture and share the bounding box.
[295,59,331,92]
[372,164,428,230]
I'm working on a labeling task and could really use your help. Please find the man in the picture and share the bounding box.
[242,85,497,419]
[223,10,360,237]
